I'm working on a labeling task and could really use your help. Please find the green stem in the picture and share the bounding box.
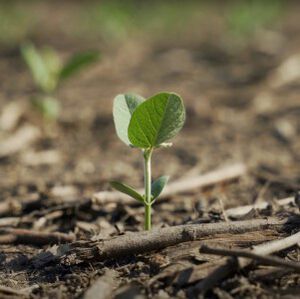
[145,204,151,231]
[144,148,153,230]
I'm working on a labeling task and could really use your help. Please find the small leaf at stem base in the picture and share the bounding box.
[110,181,144,203]
[151,176,169,201]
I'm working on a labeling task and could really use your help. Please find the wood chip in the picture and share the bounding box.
[0,125,40,158]
[84,269,119,299]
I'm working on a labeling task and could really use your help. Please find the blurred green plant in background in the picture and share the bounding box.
[226,0,283,39]
[77,0,205,41]
[0,1,285,49]
[21,43,100,119]
[77,0,284,44]
[0,3,36,46]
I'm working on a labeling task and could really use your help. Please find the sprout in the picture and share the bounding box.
[111,92,185,230]
[21,42,100,119]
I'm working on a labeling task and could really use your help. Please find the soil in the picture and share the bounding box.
[0,1,299,298]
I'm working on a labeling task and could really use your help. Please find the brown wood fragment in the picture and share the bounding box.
[0,228,75,245]
[0,284,38,297]
[225,196,295,218]
[84,269,119,299]
[152,231,279,287]
[200,245,300,272]
[0,101,26,131]
[0,125,40,158]
[188,230,300,297]
[0,193,42,217]
[60,217,299,265]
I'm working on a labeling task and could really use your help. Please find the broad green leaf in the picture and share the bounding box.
[113,94,145,145]
[110,181,144,203]
[151,176,169,201]
[128,92,185,149]
[21,43,54,93]
[59,51,100,80]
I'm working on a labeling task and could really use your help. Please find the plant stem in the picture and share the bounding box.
[145,204,151,231]
[144,149,153,231]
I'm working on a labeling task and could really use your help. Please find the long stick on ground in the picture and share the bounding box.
[188,230,300,297]
[60,216,299,265]
[200,244,300,273]
[93,163,247,204]
[0,228,75,245]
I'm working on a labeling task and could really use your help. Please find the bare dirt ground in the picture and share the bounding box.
[0,1,299,298]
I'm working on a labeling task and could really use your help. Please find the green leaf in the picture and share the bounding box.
[59,51,100,80]
[110,181,144,203]
[21,42,56,93]
[113,94,145,145]
[128,92,185,149]
[151,176,169,201]
[42,47,62,76]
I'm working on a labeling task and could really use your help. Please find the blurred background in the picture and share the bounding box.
[0,0,299,211]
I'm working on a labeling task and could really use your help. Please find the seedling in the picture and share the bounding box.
[111,92,185,230]
[21,42,99,119]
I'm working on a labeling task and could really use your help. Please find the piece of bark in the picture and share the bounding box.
[188,230,300,297]
[254,170,300,189]
[0,217,20,227]
[225,196,295,218]
[0,101,26,131]
[60,216,299,265]
[115,284,146,299]
[249,267,292,281]
[0,285,30,297]
[200,245,300,272]
[93,163,247,204]
[21,149,61,166]
[151,231,279,287]
[0,284,39,297]
[269,53,300,88]
[0,125,40,158]
[161,231,278,262]
[84,269,119,299]
[0,228,75,245]
[0,193,42,217]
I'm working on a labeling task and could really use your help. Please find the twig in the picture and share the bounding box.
[0,228,75,245]
[0,285,29,297]
[188,230,300,297]
[0,194,42,217]
[225,197,295,218]
[0,217,20,227]
[218,195,229,222]
[93,163,247,204]
[60,216,299,265]
[200,245,300,273]
[0,284,39,297]
[254,170,300,189]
